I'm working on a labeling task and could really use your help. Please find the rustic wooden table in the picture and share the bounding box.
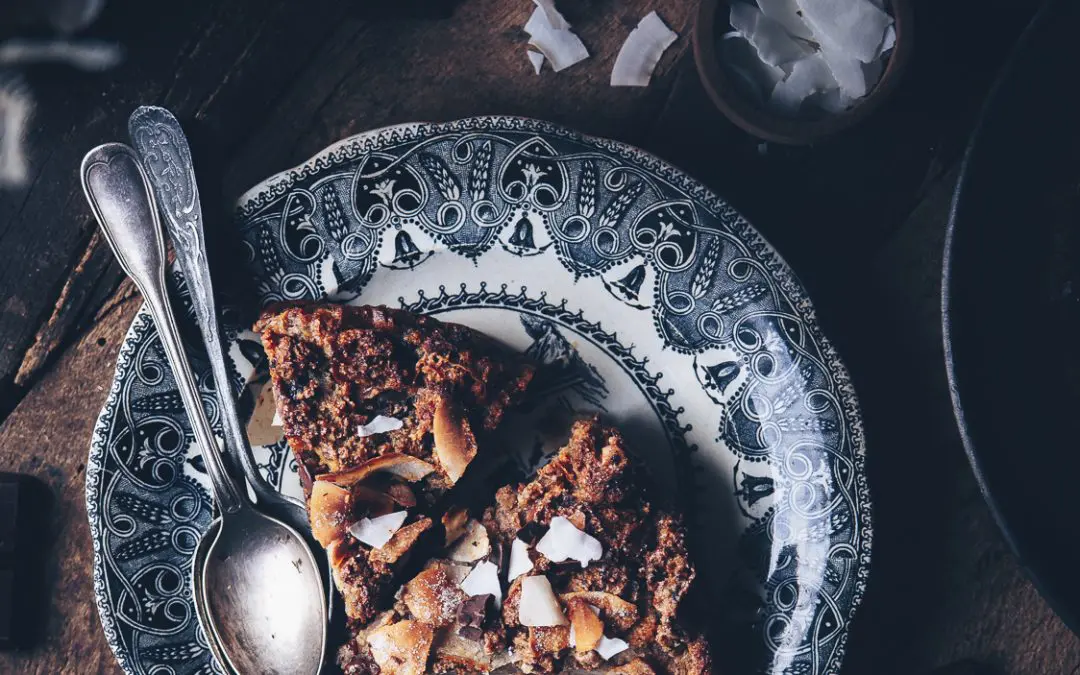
[0,0,1077,673]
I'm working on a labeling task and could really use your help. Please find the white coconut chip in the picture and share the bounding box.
[527,50,545,74]
[877,24,896,57]
[595,635,630,660]
[349,511,408,549]
[721,32,786,103]
[819,44,867,98]
[536,516,603,568]
[460,560,503,607]
[610,11,678,87]
[756,0,814,40]
[524,6,589,72]
[532,0,570,31]
[357,415,404,438]
[729,2,807,68]
[508,538,535,582]
[271,409,283,427]
[769,52,837,114]
[518,575,567,627]
[795,0,893,64]
[448,520,491,563]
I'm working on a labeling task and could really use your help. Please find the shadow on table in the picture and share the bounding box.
[347,0,461,20]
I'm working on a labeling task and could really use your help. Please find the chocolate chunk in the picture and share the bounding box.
[517,522,545,545]
[0,473,51,650]
[457,593,493,640]
[487,540,504,571]
[457,625,485,642]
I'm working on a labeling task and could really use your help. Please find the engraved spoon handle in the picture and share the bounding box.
[126,106,300,518]
[80,143,244,514]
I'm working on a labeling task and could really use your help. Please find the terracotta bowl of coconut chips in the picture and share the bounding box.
[694,0,913,145]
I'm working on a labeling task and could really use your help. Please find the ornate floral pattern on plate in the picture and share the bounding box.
[87,117,870,675]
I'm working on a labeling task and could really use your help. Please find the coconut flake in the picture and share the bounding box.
[448,520,491,563]
[730,2,807,68]
[357,415,404,438]
[595,635,630,660]
[769,52,837,114]
[536,516,603,568]
[518,576,567,627]
[610,11,678,87]
[532,0,570,30]
[721,32,786,103]
[349,511,408,549]
[819,44,867,98]
[507,538,535,582]
[527,50,545,74]
[524,6,589,72]
[877,24,896,57]
[461,560,503,607]
[756,0,814,39]
[246,382,284,446]
[795,0,893,64]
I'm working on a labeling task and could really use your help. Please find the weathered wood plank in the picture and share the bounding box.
[0,292,140,675]
[0,0,359,395]
[221,0,695,202]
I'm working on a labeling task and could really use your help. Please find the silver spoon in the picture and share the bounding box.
[125,105,336,621]
[81,143,327,675]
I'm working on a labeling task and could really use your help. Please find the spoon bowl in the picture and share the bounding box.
[203,508,326,675]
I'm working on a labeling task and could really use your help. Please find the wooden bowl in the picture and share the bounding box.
[693,0,914,145]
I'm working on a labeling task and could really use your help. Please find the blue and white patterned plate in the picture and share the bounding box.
[87,117,870,675]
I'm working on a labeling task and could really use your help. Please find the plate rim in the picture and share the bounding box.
[87,115,872,674]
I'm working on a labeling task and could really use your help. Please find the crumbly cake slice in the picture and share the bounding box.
[337,418,713,675]
[254,303,534,625]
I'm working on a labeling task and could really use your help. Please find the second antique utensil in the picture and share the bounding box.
[81,143,327,675]
[125,104,336,621]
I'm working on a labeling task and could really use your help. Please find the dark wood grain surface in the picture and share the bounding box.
[1,0,1077,673]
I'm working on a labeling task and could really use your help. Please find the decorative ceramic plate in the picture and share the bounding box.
[87,117,870,675]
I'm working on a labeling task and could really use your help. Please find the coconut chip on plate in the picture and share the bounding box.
[357,414,404,437]
[460,560,503,607]
[518,575,567,627]
[524,4,588,72]
[535,515,603,567]
[610,11,678,87]
[507,537,534,581]
[349,510,409,549]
